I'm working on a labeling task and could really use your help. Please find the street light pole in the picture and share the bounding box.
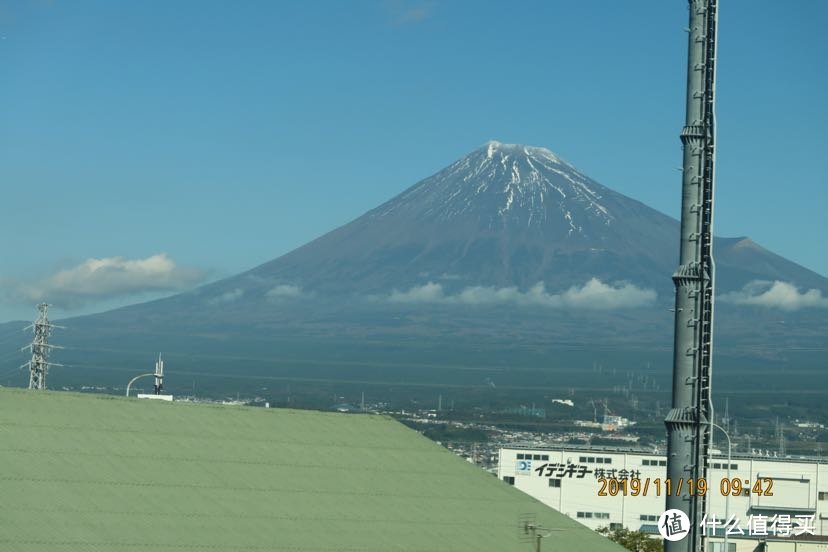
[126,373,155,397]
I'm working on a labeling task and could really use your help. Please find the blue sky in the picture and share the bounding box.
[1,0,826,322]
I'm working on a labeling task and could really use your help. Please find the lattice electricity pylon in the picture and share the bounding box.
[21,303,63,390]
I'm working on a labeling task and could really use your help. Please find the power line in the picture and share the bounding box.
[0,365,26,381]
[0,328,28,346]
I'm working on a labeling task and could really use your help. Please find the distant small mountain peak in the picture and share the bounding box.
[731,237,761,251]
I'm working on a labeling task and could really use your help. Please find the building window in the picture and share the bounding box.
[610,523,623,531]
[517,454,524,460]
[595,457,604,464]
[640,514,658,522]
[730,464,738,470]
[605,458,612,464]
[587,456,595,463]
[710,543,736,552]
[580,456,587,463]
[578,512,608,520]
[713,463,721,469]
[533,454,542,460]
[541,455,549,461]
[503,476,515,485]
[642,459,650,466]
[548,479,561,488]
[659,460,667,466]
[819,492,828,501]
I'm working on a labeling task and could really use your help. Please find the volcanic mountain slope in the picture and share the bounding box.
[197,141,825,303]
[245,141,676,296]
[35,141,823,359]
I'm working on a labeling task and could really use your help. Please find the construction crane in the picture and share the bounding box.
[663,1,719,551]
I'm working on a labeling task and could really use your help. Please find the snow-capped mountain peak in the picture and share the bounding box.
[484,140,567,166]
[373,141,615,236]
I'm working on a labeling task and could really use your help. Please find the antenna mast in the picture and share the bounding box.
[154,353,164,395]
[23,303,62,390]
[664,1,718,551]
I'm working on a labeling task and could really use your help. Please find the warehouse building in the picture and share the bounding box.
[0,388,626,552]
[499,445,828,551]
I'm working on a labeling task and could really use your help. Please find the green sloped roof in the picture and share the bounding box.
[0,388,624,552]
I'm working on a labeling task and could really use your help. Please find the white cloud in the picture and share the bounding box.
[10,253,206,308]
[207,288,244,305]
[266,284,305,300]
[389,278,656,309]
[720,280,828,311]
[556,278,658,309]
[389,282,445,303]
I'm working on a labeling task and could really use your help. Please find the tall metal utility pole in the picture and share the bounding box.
[23,303,62,390]
[664,1,718,551]
[153,353,164,395]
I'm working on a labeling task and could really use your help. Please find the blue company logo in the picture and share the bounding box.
[516,460,532,472]
[658,509,690,541]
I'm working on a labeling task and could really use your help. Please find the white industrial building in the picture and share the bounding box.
[498,445,828,551]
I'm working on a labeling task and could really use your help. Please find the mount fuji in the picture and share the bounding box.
[191,140,825,302]
[7,141,825,391]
